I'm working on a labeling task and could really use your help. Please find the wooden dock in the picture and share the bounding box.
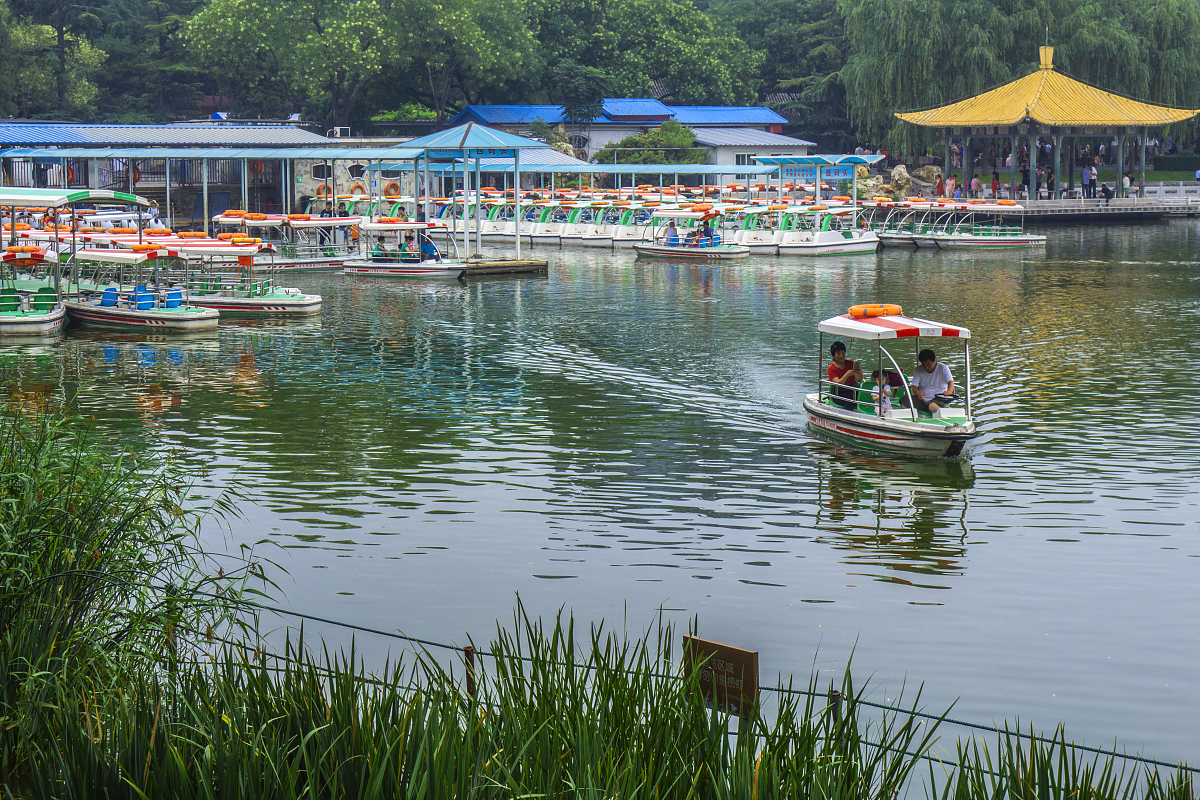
[998,197,1200,222]
[457,257,548,277]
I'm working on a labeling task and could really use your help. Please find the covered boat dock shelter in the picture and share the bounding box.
[895,46,1199,199]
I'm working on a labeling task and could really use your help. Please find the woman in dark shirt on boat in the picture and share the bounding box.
[827,341,863,410]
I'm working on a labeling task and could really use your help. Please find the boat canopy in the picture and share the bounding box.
[74,248,180,264]
[650,210,710,220]
[0,188,150,208]
[285,216,363,229]
[358,221,447,231]
[818,313,971,340]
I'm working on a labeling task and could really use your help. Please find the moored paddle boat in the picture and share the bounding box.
[0,246,66,337]
[63,249,219,332]
[804,304,980,457]
[343,221,468,277]
[632,209,750,259]
[777,206,880,256]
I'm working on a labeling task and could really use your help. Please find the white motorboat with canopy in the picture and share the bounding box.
[804,305,980,457]
[632,208,750,259]
[343,220,467,277]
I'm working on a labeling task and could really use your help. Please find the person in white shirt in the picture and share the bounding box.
[906,349,955,413]
[1194,167,1200,182]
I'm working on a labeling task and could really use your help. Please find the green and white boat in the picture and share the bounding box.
[0,246,65,337]
[633,209,750,259]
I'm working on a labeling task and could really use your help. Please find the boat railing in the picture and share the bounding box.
[184,276,274,297]
[653,234,722,248]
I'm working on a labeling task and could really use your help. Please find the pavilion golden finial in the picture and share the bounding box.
[1039,45,1054,70]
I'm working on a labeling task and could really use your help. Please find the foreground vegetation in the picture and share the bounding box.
[1,406,1195,798]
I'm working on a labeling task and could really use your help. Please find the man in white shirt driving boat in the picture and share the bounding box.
[906,349,954,413]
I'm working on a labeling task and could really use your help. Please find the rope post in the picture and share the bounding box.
[464,644,476,698]
[829,687,843,746]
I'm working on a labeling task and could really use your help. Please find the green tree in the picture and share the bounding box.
[10,0,110,112]
[707,0,850,148]
[592,119,708,164]
[93,0,207,122]
[390,0,537,121]
[184,0,399,130]
[606,0,761,104]
[11,22,106,118]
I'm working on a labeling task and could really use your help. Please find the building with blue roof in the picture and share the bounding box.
[447,98,796,162]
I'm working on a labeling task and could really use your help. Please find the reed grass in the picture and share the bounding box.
[1,407,1194,799]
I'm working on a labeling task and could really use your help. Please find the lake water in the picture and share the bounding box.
[3,220,1199,764]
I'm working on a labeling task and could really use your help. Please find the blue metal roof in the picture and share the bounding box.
[669,106,788,126]
[0,123,331,147]
[601,99,673,119]
[0,146,424,160]
[449,106,567,126]
[450,100,788,128]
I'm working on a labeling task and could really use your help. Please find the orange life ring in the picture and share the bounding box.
[316,185,330,198]
[848,303,903,318]
[383,182,400,197]
[249,159,265,174]
[832,195,851,202]
[66,166,75,183]
[350,183,366,195]
[997,199,1017,206]
[131,166,141,184]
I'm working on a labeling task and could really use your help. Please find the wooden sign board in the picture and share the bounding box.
[683,635,759,717]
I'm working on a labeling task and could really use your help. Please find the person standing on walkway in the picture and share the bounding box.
[1081,161,1092,198]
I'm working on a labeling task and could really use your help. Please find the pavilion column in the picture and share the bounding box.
[1139,127,1147,198]
[963,137,972,192]
[944,134,951,191]
[1051,136,1061,200]
[1009,134,1018,200]
[165,158,171,229]
[1116,135,1125,197]
[1067,136,1075,196]
[1028,134,1037,199]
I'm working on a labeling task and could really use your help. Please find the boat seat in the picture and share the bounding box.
[164,289,183,308]
[31,287,56,311]
[0,287,17,313]
[132,290,155,310]
[100,288,118,307]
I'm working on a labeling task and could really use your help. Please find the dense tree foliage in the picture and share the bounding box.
[0,0,1196,157]
[592,119,708,164]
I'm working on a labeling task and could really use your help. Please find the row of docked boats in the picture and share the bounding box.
[1,188,323,339]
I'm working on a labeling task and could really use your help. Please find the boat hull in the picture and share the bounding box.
[1,304,67,336]
[803,394,978,457]
[778,234,880,256]
[64,300,219,332]
[633,243,751,259]
[187,294,322,316]
[343,259,470,278]
[921,235,1047,250]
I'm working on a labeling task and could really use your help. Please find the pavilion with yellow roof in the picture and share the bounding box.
[896,46,1198,199]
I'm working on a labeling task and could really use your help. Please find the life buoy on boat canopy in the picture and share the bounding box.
[383,182,400,197]
[248,159,265,174]
[848,303,903,318]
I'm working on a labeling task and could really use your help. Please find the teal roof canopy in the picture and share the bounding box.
[402,123,547,153]
[750,154,884,166]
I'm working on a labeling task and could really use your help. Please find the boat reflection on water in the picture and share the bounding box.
[812,443,975,590]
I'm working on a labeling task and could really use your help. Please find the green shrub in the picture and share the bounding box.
[1152,154,1200,173]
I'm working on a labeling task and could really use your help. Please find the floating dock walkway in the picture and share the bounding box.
[456,257,548,278]
[998,197,1200,222]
